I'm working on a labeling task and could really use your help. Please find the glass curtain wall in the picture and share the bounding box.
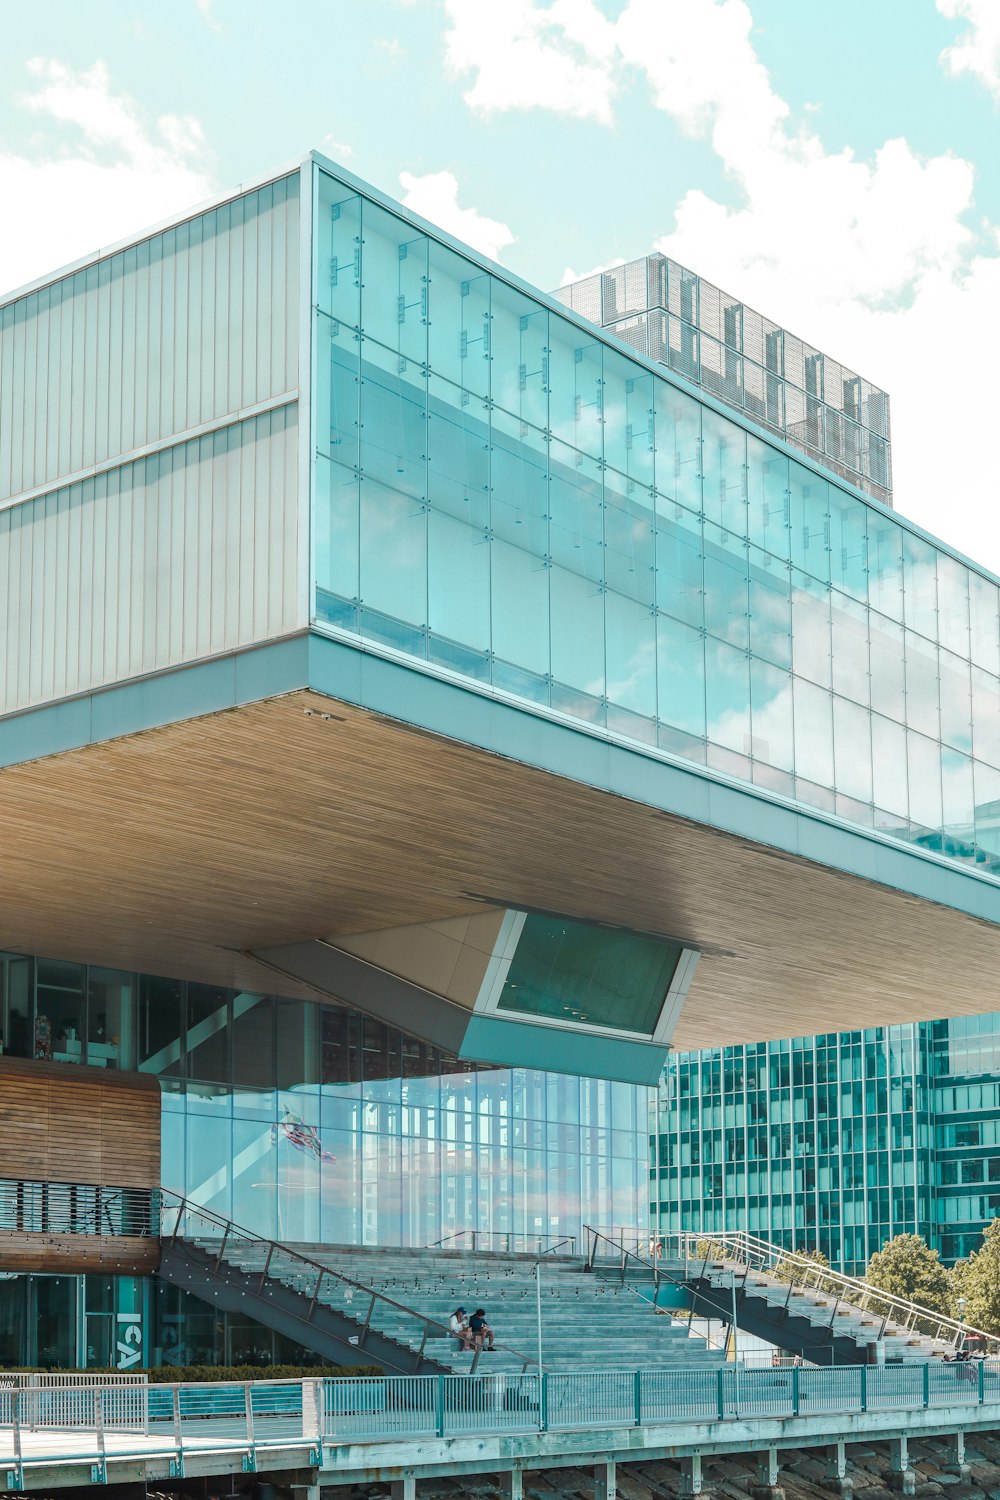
[311,164,1000,879]
[0,950,648,1248]
[655,1027,933,1276]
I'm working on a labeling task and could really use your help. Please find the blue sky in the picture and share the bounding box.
[2,0,1000,568]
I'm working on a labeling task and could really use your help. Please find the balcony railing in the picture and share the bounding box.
[0,1179,160,1237]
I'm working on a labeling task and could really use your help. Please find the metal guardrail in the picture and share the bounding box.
[427,1230,577,1255]
[160,1191,541,1374]
[585,1225,1000,1357]
[0,1179,160,1237]
[2,1361,1000,1480]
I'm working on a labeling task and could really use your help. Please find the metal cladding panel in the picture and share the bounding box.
[0,404,299,715]
[0,174,299,503]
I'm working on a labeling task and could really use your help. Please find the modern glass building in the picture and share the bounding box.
[0,948,647,1367]
[4,151,1000,1371]
[655,1012,1000,1275]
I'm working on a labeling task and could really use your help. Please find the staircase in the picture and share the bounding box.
[587,1227,1000,1367]
[285,1242,725,1374]
[158,1196,723,1376]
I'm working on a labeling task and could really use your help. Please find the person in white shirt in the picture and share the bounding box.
[449,1307,472,1351]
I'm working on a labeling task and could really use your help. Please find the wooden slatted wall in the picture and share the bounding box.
[0,1057,160,1188]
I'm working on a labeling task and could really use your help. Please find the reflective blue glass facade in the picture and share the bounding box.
[311,161,1000,878]
[656,1014,1000,1275]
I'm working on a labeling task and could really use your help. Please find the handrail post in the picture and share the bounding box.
[12,1389,22,1481]
[258,1240,274,1290]
[633,1368,642,1426]
[792,1363,800,1416]
[539,1372,548,1432]
[860,1364,867,1413]
[435,1375,445,1438]
[980,1359,986,1404]
[717,1366,725,1421]
[244,1382,255,1445]
[214,1222,230,1271]
[923,1362,930,1409]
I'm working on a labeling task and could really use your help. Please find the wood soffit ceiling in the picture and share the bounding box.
[0,688,997,1052]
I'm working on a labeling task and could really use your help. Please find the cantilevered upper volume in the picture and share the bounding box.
[0,150,997,1084]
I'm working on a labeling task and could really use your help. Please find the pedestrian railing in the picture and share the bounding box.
[0,1179,160,1238]
[585,1224,1000,1358]
[427,1230,577,1255]
[3,1360,1000,1470]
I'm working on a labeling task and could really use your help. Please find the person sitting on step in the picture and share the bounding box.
[469,1308,496,1351]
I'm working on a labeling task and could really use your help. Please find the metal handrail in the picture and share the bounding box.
[427,1230,577,1255]
[607,1226,1000,1356]
[0,1179,160,1238]
[161,1190,543,1373]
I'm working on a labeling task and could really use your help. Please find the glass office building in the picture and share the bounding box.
[655,1013,1000,1275]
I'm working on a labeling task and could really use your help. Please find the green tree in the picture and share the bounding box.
[952,1219,1000,1335]
[772,1247,830,1284]
[864,1233,952,1314]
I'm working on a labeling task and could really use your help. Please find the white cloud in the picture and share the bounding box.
[0,59,214,298]
[399,168,515,262]
[443,0,1000,571]
[443,0,617,123]
[938,0,1000,101]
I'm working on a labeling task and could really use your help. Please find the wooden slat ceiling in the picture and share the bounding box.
[0,689,997,1051]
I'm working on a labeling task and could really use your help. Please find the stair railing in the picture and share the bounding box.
[426,1230,577,1255]
[160,1190,543,1374]
[606,1226,999,1357]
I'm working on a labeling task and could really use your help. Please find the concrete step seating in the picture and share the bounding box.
[193,1238,724,1375]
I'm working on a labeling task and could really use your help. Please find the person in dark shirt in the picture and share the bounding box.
[469,1308,495,1351]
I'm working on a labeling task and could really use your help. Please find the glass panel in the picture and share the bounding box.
[653,380,701,510]
[793,677,834,789]
[902,532,938,641]
[788,460,830,582]
[428,506,490,679]
[872,714,909,819]
[655,502,704,628]
[907,731,942,835]
[942,748,975,850]
[706,638,750,755]
[35,1277,77,1369]
[747,437,789,559]
[970,571,1000,675]
[703,524,749,648]
[490,278,547,428]
[360,199,428,363]
[548,312,602,456]
[829,489,867,600]
[869,612,906,724]
[316,175,361,328]
[138,975,183,1076]
[87,967,132,1070]
[427,240,490,396]
[791,573,831,689]
[491,416,549,701]
[359,474,427,654]
[938,553,970,660]
[314,457,360,628]
[868,514,904,621]
[749,554,792,670]
[973,665,1000,768]
[939,647,972,753]
[36,958,85,1065]
[496,913,683,1036]
[657,615,706,745]
[549,475,606,720]
[701,408,747,533]
[903,630,940,740]
[751,657,794,771]
[830,592,869,706]
[833,696,872,805]
[359,338,427,502]
[605,491,655,724]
